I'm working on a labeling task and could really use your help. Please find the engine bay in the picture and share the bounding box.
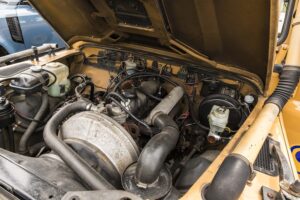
[0,46,259,199]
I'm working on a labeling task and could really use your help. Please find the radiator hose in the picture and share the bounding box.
[122,86,184,199]
[122,113,179,199]
[205,66,300,200]
[136,113,179,185]
[43,100,114,190]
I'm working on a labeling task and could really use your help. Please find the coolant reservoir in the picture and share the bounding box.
[43,62,70,97]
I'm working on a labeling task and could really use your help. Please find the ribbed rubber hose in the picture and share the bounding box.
[19,93,49,154]
[43,100,114,190]
[265,66,300,110]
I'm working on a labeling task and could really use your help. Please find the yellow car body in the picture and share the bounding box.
[0,0,299,199]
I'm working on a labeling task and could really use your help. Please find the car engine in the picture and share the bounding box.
[0,48,257,199]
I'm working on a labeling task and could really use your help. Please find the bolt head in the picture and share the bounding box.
[267,192,274,199]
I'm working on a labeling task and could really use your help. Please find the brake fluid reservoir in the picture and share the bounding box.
[43,62,70,97]
[207,105,230,143]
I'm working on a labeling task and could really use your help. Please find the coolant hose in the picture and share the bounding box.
[134,86,184,186]
[19,92,49,154]
[43,100,114,190]
[205,66,300,200]
[135,114,179,185]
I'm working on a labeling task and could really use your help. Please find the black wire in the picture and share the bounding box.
[105,92,126,102]
[14,109,42,123]
[137,88,162,101]
[69,74,87,82]
[14,125,45,133]
[74,80,95,101]
[108,96,151,130]
[9,103,41,123]
[42,69,57,87]
[103,69,127,97]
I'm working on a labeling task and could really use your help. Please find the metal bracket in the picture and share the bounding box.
[31,46,39,62]
[271,140,295,183]
[262,186,283,200]
[271,140,300,199]
[48,46,56,56]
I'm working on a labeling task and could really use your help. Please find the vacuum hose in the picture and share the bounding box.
[19,92,48,154]
[205,66,300,200]
[43,100,114,190]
